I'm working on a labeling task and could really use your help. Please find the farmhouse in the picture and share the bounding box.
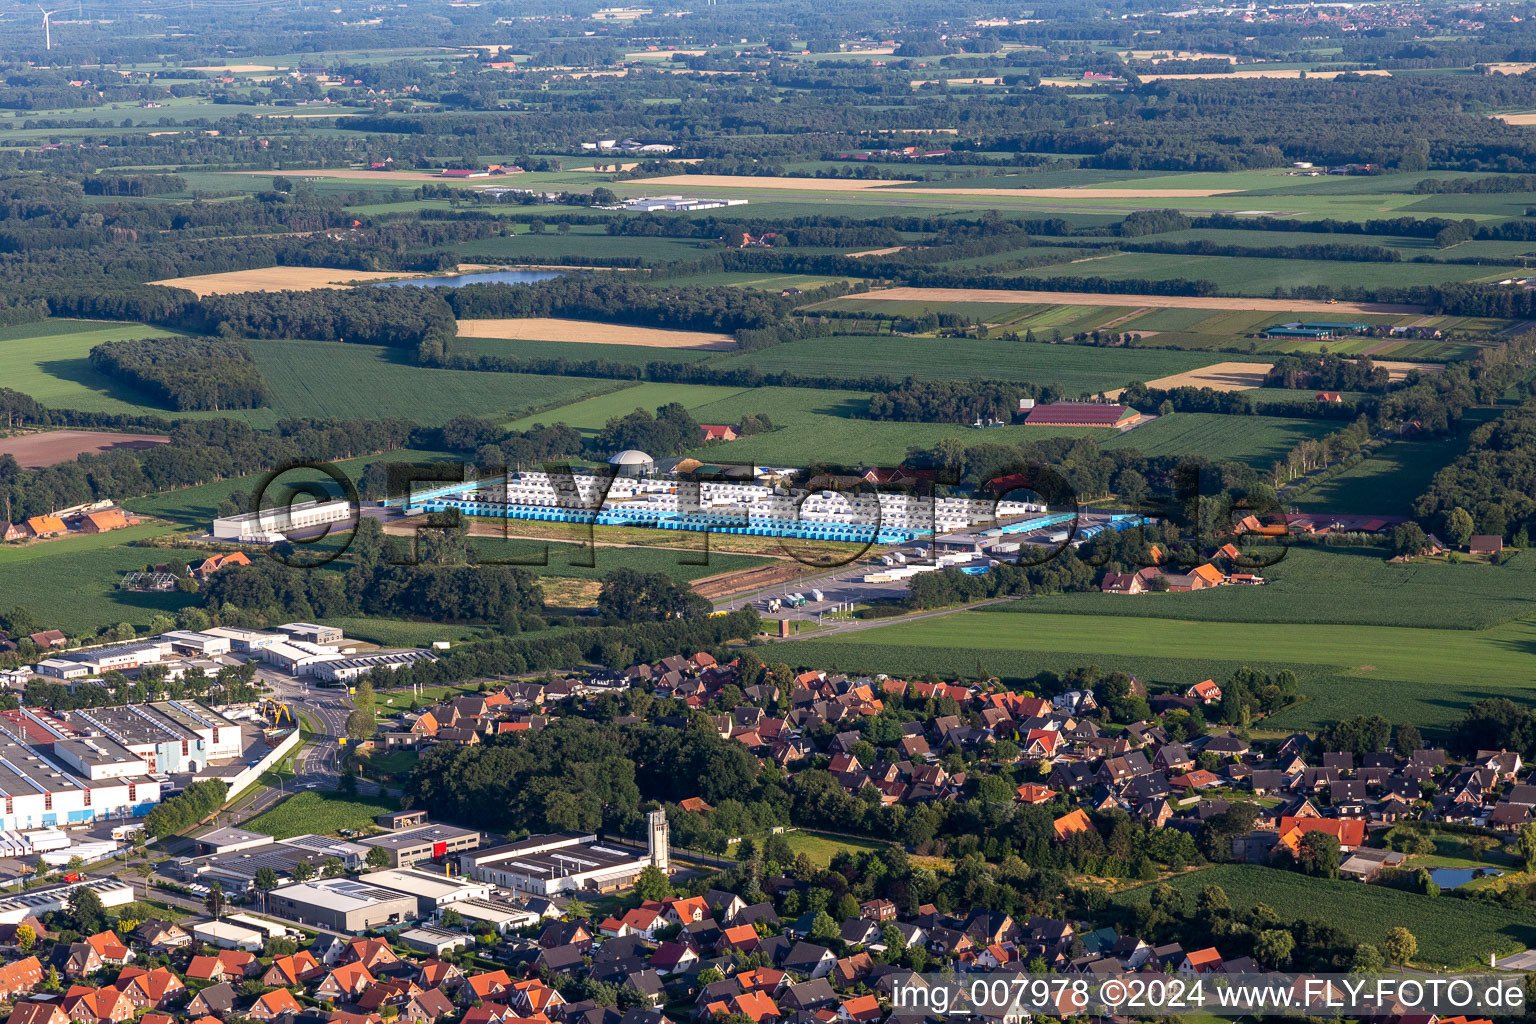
[1470,535,1503,556]
[1260,321,1369,340]
[80,510,129,534]
[25,516,66,538]
[1024,403,1138,428]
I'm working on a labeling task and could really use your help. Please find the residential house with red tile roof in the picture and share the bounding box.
[248,988,302,1021]
[1186,679,1222,704]
[8,1003,67,1024]
[114,967,185,1010]
[1052,809,1093,841]
[262,951,321,988]
[84,932,131,965]
[316,962,375,1001]
[65,986,134,1024]
[1179,948,1224,974]
[462,971,513,1005]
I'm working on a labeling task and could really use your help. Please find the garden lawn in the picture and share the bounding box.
[1113,865,1536,969]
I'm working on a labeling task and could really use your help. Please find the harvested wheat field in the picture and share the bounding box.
[1371,359,1445,382]
[457,318,738,349]
[818,286,1425,315]
[187,63,277,72]
[900,186,1239,198]
[1137,68,1392,81]
[627,174,1234,198]
[0,430,170,469]
[1492,112,1536,124]
[150,266,432,296]
[234,168,484,184]
[911,77,1002,86]
[630,174,917,191]
[846,246,908,258]
[1126,50,1237,62]
[1106,362,1274,399]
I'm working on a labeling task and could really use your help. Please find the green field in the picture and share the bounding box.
[715,335,1214,390]
[1106,412,1337,467]
[454,227,712,263]
[786,607,1536,731]
[454,335,719,366]
[0,319,201,417]
[1006,545,1536,630]
[242,791,398,839]
[0,523,206,634]
[721,828,888,866]
[467,535,771,584]
[503,382,753,434]
[124,448,455,526]
[678,386,1109,465]
[1290,409,1500,517]
[1114,865,1536,969]
[326,616,492,648]
[1005,252,1520,293]
[248,340,618,426]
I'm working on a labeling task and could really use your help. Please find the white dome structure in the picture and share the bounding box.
[608,449,654,477]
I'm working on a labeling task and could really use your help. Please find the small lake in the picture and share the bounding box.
[376,269,565,289]
[1427,866,1499,889]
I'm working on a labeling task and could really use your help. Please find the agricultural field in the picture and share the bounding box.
[453,336,719,366]
[1113,865,1536,969]
[149,266,432,296]
[714,335,1215,390]
[0,523,205,634]
[462,535,772,585]
[454,228,712,263]
[0,319,198,418]
[242,791,398,839]
[0,430,169,469]
[786,607,1536,731]
[455,318,735,349]
[503,382,754,434]
[680,386,1111,465]
[810,287,1422,315]
[247,340,617,426]
[124,447,454,526]
[1104,411,1337,466]
[1006,251,1522,293]
[1290,408,1503,517]
[1006,544,1536,630]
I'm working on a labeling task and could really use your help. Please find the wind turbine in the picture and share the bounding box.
[39,6,58,51]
